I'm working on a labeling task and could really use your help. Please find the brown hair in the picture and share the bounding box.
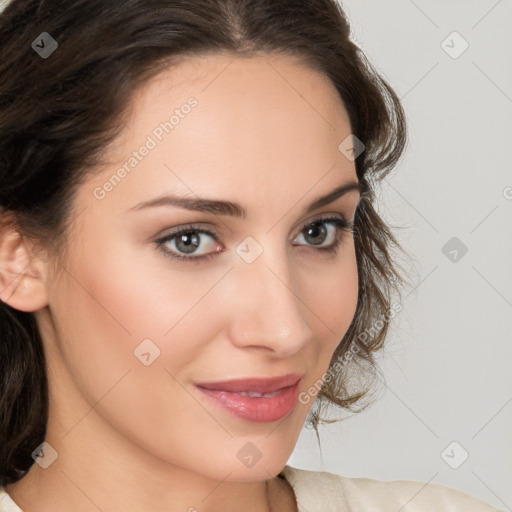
[0,0,409,487]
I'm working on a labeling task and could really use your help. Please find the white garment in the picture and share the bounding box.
[0,0,15,16]
[280,465,502,511]
[0,464,502,511]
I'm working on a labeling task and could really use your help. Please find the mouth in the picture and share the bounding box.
[195,373,303,423]
[196,373,303,393]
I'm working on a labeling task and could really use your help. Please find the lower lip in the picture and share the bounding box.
[196,381,300,423]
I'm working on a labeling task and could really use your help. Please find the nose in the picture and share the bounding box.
[226,245,313,358]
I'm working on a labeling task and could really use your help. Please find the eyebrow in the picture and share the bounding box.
[128,180,361,218]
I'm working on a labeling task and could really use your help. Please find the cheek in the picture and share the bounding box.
[48,228,218,407]
[47,233,228,464]
[309,241,359,336]
[303,241,359,375]
[62,221,223,339]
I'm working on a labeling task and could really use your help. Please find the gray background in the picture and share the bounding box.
[288,1,512,510]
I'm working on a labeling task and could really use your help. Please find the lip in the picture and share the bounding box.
[195,373,303,423]
[196,373,303,394]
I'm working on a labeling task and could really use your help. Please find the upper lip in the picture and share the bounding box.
[196,373,303,393]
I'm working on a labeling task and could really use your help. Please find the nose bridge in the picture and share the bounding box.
[228,239,313,355]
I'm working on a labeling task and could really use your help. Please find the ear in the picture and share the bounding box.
[0,216,49,312]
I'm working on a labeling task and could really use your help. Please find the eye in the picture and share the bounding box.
[154,216,353,263]
[155,224,221,262]
[293,215,353,257]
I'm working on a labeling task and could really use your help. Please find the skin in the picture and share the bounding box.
[1,53,361,511]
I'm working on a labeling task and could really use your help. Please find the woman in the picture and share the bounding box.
[0,0,501,510]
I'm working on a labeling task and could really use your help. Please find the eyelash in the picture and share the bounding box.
[154,215,354,263]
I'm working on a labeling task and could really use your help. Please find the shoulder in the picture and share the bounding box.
[279,465,501,512]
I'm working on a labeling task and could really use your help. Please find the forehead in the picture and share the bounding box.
[87,53,357,215]
[109,52,353,155]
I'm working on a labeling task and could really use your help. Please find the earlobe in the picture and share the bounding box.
[0,219,49,312]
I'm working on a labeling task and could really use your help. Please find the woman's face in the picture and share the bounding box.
[37,53,361,484]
